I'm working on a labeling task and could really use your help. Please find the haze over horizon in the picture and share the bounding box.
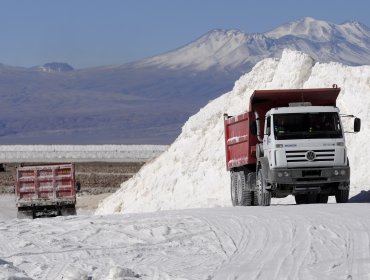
[1,0,370,69]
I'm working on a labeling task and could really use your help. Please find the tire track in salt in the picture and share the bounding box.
[2,204,370,279]
[301,209,370,279]
[2,213,231,279]
[196,205,370,280]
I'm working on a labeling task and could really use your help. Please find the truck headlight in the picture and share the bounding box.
[284,171,290,177]
[278,172,283,178]
[340,170,346,176]
[334,170,339,176]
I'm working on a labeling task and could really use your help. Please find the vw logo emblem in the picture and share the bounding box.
[306,151,316,161]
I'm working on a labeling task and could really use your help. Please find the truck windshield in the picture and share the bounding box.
[273,112,343,140]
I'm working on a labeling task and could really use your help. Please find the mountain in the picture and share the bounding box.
[36,62,75,73]
[138,17,370,71]
[0,17,370,144]
[140,17,370,71]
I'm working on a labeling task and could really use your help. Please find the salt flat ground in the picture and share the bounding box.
[0,196,369,280]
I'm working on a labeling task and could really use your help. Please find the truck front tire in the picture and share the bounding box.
[335,189,349,203]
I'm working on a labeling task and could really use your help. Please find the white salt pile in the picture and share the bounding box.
[96,49,370,215]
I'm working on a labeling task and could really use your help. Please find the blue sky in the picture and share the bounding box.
[1,0,369,69]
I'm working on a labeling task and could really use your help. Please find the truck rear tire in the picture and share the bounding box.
[236,171,253,206]
[17,209,34,219]
[231,172,238,206]
[256,170,271,206]
[335,189,349,203]
[247,172,258,206]
[61,205,77,216]
[252,191,259,206]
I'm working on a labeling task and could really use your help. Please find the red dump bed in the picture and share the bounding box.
[224,87,341,170]
[16,163,76,207]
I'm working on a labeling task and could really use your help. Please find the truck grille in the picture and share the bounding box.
[286,149,335,163]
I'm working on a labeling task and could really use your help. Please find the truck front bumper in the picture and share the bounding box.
[268,166,350,186]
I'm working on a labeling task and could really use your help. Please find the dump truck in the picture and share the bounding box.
[224,86,361,206]
[16,163,78,218]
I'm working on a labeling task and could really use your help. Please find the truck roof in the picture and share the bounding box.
[270,106,339,114]
[249,87,340,112]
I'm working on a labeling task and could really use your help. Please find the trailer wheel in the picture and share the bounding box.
[335,189,349,203]
[230,172,238,206]
[236,171,252,206]
[61,205,77,216]
[17,209,34,219]
[256,170,271,206]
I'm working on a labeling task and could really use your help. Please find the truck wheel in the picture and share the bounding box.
[256,170,271,206]
[61,206,77,216]
[236,171,252,206]
[335,189,349,203]
[17,209,34,219]
[247,172,258,206]
[317,194,328,203]
[252,191,259,206]
[230,172,238,206]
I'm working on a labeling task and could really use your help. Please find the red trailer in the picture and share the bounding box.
[16,163,77,218]
[224,86,360,206]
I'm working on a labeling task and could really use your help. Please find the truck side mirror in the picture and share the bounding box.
[251,121,257,135]
[354,118,361,132]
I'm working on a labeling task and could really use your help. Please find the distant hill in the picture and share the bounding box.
[36,62,74,73]
[0,17,370,144]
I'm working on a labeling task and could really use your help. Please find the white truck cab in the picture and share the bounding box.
[259,104,351,204]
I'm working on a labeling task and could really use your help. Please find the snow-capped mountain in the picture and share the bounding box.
[138,29,255,72]
[140,17,370,72]
[0,17,370,144]
[36,62,74,72]
[266,17,370,43]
